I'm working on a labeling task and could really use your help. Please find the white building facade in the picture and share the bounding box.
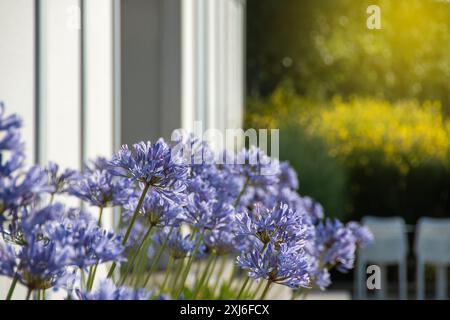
[0,0,245,298]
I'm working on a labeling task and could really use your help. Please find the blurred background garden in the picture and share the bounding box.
[246,0,450,224]
[245,0,450,297]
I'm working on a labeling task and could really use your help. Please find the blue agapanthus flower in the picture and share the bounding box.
[108,139,189,202]
[0,127,24,152]
[233,146,280,187]
[1,204,125,291]
[154,228,203,260]
[0,242,16,278]
[0,166,53,216]
[124,190,184,228]
[0,102,22,131]
[15,235,73,290]
[75,279,152,300]
[0,103,25,179]
[0,231,73,291]
[299,196,324,223]
[186,174,217,202]
[45,162,77,196]
[204,229,239,255]
[237,241,310,288]
[43,209,125,268]
[182,194,234,230]
[17,203,67,241]
[346,221,374,247]
[236,203,309,246]
[69,169,131,208]
[0,152,24,178]
[236,203,311,289]
[314,219,357,272]
[278,161,299,190]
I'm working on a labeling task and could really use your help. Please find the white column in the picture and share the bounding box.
[41,0,81,172]
[83,0,115,230]
[84,0,114,160]
[0,0,35,164]
[0,0,35,299]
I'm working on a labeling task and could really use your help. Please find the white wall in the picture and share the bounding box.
[0,0,245,299]
[0,0,35,164]
[182,0,245,148]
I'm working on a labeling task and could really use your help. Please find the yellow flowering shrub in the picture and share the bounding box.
[309,97,450,173]
[246,87,450,174]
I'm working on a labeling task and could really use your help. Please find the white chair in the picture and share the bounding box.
[355,216,408,300]
[415,218,450,300]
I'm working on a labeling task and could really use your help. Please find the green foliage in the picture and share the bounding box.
[247,0,450,112]
[246,86,450,222]
[279,125,350,220]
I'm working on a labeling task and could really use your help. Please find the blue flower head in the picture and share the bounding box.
[278,161,299,190]
[236,203,309,246]
[124,190,184,227]
[346,222,374,248]
[0,166,53,216]
[314,219,357,272]
[234,146,280,187]
[108,139,189,202]
[154,228,204,260]
[0,102,22,131]
[236,203,311,289]
[69,158,133,208]
[43,209,125,268]
[183,194,234,230]
[45,162,77,195]
[237,241,310,288]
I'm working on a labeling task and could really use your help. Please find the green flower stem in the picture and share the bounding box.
[6,275,19,300]
[159,256,173,293]
[170,258,185,294]
[192,253,216,298]
[260,280,272,300]
[212,256,228,295]
[203,256,218,289]
[143,227,174,287]
[107,182,151,278]
[228,262,238,287]
[25,288,32,300]
[80,268,86,290]
[236,276,250,300]
[175,230,205,298]
[87,263,99,291]
[251,279,265,299]
[85,207,105,290]
[97,206,104,226]
[133,231,155,288]
[119,224,155,286]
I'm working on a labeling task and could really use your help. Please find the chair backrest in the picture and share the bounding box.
[415,217,450,264]
[359,216,408,263]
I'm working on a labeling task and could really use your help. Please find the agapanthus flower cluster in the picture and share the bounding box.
[108,139,189,202]
[68,157,133,208]
[124,190,184,228]
[0,203,125,292]
[0,105,373,300]
[152,228,204,260]
[0,102,24,178]
[45,162,77,197]
[304,218,374,290]
[236,204,311,288]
